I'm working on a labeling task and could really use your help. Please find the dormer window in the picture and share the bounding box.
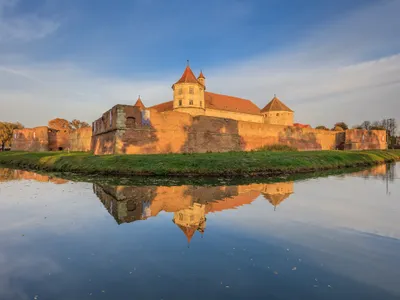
[189,87,194,94]
[189,99,193,105]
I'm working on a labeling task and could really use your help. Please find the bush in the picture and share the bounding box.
[256,144,298,152]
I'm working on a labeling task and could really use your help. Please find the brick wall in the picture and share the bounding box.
[12,126,92,152]
[12,127,50,151]
[344,129,387,150]
[92,105,388,155]
[68,127,92,151]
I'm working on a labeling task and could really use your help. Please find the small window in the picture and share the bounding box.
[200,101,202,107]
[179,100,182,106]
[276,113,280,116]
[126,117,136,128]
[189,99,193,105]
[178,88,182,95]
[189,87,194,94]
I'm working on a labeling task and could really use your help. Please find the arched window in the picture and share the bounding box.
[126,117,136,128]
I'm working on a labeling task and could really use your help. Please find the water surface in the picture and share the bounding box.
[0,164,399,300]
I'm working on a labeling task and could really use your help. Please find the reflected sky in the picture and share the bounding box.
[0,164,399,300]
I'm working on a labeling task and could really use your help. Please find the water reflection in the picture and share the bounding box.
[0,163,399,300]
[93,182,294,242]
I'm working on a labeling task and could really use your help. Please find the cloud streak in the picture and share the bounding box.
[0,0,59,43]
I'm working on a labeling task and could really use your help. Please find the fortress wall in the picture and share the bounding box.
[344,129,386,150]
[68,127,92,152]
[92,106,387,155]
[48,130,70,151]
[12,127,50,151]
[237,122,339,151]
[204,108,264,123]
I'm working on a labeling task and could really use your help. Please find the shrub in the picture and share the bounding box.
[256,144,298,152]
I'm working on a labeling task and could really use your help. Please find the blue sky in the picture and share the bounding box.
[0,0,399,128]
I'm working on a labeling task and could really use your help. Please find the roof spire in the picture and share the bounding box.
[187,59,190,67]
[274,93,276,98]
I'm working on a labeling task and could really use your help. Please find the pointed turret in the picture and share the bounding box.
[261,95,294,126]
[134,96,145,110]
[261,95,293,113]
[177,224,197,244]
[197,70,206,89]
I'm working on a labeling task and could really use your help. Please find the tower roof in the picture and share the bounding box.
[174,65,200,85]
[198,70,205,79]
[177,224,197,243]
[261,96,293,113]
[134,96,145,109]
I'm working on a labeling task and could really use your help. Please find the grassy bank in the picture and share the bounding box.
[0,150,399,177]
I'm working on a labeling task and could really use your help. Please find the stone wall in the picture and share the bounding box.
[12,127,50,151]
[92,105,387,155]
[12,126,93,152]
[263,111,294,126]
[344,129,387,150]
[68,127,92,152]
[204,108,264,123]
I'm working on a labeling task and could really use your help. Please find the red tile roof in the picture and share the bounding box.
[150,100,174,112]
[176,224,197,243]
[150,92,262,116]
[134,97,145,109]
[198,70,205,79]
[261,96,293,113]
[174,66,199,85]
[204,92,261,115]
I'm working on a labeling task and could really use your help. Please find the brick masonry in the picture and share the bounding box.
[91,105,387,155]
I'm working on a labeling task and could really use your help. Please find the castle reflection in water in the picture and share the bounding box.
[93,182,294,242]
[0,164,395,244]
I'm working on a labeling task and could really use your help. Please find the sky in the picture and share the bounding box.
[0,0,399,128]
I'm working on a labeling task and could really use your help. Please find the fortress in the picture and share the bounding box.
[91,64,387,154]
[12,64,387,153]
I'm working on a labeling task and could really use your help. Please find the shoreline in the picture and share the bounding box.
[0,150,399,178]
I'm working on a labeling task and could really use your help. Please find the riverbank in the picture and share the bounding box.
[1,150,400,177]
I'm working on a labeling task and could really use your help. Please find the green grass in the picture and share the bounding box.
[256,144,298,152]
[0,150,399,177]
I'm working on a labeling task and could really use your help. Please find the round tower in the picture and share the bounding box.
[261,95,294,126]
[172,62,205,115]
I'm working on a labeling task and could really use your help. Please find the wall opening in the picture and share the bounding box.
[58,147,63,151]
[126,117,136,128]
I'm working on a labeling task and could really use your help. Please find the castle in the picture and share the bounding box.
[12,64,388,153]
[150,64,294,126]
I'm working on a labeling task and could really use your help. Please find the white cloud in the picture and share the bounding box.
[0,0,399,128]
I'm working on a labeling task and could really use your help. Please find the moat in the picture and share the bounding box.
[0,164,399,300]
